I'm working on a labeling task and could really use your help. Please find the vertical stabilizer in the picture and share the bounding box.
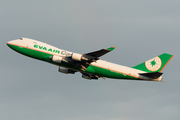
[132,53,173,72]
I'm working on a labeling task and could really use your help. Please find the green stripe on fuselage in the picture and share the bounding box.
[85,65,138,80]
[7,44,76,69]
[8,44,52,61]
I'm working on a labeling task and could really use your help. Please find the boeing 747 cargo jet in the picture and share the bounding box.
[7,38,173,81]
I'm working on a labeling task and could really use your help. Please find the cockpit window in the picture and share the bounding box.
[19,38,23,40]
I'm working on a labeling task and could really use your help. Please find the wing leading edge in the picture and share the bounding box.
[84,46,116,58]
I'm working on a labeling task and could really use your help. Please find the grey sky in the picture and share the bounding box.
[0,0,180,120]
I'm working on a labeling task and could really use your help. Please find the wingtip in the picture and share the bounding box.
[106,47,116,51]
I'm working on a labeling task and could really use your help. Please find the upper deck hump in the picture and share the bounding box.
[20,38,72,56]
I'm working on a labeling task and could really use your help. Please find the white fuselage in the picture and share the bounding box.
[7,38,162,81]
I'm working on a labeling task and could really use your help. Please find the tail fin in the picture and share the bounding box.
[132,53,173,72]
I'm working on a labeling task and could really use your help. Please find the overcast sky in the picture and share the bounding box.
[0,0,180,120]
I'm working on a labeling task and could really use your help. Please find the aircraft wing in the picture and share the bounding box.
[69,47,116,71]
[84,46,116,58]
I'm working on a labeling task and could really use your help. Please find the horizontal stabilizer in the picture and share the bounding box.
[139,72,163,79]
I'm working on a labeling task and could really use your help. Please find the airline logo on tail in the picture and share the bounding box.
[132,53,173,73]
[145,57,162,71]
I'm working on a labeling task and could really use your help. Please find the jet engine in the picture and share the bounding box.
[52,55,63,63]
[82,74,98,80]
[58,67,75,74]
[71,53,88,61]
[82,74,91,80]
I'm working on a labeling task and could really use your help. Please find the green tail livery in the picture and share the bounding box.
[132,53,173,73]
[7,38,173,81]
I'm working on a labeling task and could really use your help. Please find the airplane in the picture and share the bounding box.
[7,38,173,81]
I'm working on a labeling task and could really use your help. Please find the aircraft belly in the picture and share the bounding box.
[87,65,138,79]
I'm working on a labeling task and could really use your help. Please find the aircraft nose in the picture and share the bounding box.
[6,40,14,47]
[6,40,13,47]
[6,39,21,49]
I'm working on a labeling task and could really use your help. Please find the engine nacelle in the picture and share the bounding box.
[82,74,98,80]
[52,55,63,63]
[72,53,88,61]
[58,67,75,74]
[82,74,92,80]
